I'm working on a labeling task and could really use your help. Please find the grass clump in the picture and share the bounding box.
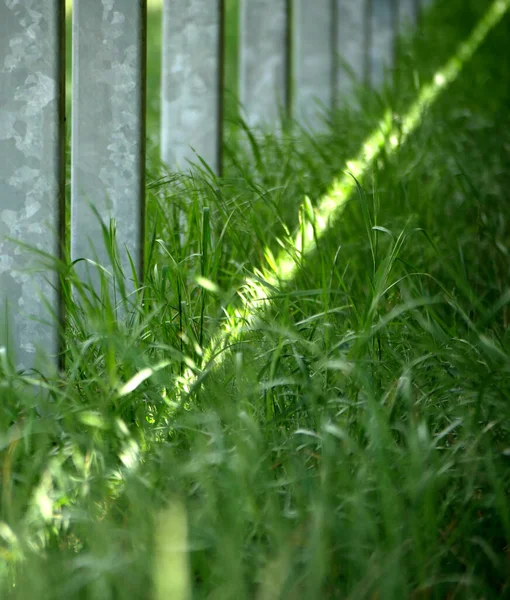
[1,0,510,598]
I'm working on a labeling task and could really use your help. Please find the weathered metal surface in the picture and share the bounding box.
[336,0,368,100]
[292,0,334,129]
[0,0,430,368]
[399,0,418,32]
[0,0,65,369]
[370,0,397,87]
[71,0,146,294]
[161,0,222,172]
[239,0,288,128]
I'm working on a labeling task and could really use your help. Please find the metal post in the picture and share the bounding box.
[161,0,224,173]
[369,0,397,87]
[336,0,369,101]
[292,0,334,130]
[239,0,288,128]
[0,0,65,370]
[71,0,146,299]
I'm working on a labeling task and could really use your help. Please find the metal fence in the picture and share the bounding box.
[0,0,433,369]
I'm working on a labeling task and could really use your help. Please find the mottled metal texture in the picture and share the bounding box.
[292,0,334,130]
[0,0,65,369]
[161,0,222,173]
[239,0,288,128]
[336,0,368,101]
[71,0,146,293]
[369,0,397,87]
[399,0,418,32]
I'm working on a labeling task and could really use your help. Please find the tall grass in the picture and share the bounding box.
[1,0,509,598]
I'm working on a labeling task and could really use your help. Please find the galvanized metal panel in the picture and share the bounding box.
[369,0,396,87]
[0,0,64,369]
[161,0,222,172]
[292,0,334,129]
[336,0,368,100]
[399,0,418,31]
[71,0,146,293]
[239,0,288,128]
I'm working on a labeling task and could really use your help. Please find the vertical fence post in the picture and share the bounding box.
[238,0,288,128]
[336,0,369,101]
[292,0,335,129]
[399,0,419,32]
[369,0,397,88]
[71,0,146,298]
[0,0,65,369]
[161,0,224,174]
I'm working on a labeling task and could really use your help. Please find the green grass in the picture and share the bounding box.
[2,0,510,598]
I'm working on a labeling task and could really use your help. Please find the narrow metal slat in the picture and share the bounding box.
[399,0,419,31]
[161,0,223,173]
[0,0,65,369]
[238,0,288,128]
[336,0,369,101]
[71,0,146,297]
[369,0,397,88]
[292,0,334,130]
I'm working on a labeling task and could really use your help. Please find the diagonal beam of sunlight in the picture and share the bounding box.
[169,0,510,397]
[126,0,510,402]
